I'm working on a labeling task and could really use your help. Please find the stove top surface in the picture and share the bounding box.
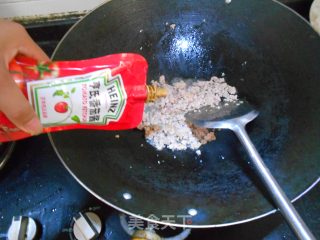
[0,1,319,239]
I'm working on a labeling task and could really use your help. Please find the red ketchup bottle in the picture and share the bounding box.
[0,54,166,142]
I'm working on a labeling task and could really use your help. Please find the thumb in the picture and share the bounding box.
[0,63,42,135]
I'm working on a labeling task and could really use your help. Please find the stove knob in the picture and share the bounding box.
[7,216,37,240]
[73,212,102,240]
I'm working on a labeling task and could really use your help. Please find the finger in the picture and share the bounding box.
[18,31,50,62]
[0,21,49,63]
[0,63,42,135]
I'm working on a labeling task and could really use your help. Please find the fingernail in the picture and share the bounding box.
[22,117,43,135]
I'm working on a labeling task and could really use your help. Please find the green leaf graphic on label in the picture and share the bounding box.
[71,115,80,123]
[63,94,69,99]
[71,88,76,93]
[53,90,65,97]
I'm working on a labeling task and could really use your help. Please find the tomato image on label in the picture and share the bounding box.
[54,102,69,113]
[18,61,60,80]
[40,62,60,79]
[9,60,26,92]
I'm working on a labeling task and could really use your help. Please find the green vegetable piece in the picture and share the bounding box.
[53,90,65,96]
[71,115,81,123]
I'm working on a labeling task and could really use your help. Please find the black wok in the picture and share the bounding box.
[50,0,320,227]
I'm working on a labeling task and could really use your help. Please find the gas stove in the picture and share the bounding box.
[0,1,319,239]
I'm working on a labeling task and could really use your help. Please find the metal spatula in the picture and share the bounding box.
[185,100,315,240]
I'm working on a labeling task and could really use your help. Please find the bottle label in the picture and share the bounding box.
[27,69,127,127]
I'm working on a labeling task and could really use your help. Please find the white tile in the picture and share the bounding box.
[0,0,109,18]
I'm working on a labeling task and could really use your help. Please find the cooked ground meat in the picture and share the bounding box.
[139,76,238,151]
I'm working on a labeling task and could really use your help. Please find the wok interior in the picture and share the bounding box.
[51,0,320,226]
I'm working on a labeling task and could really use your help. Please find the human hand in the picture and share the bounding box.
[0,20,49,135]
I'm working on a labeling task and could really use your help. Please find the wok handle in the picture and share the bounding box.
[233,125,316,240]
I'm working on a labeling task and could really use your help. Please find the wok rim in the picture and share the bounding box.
[49,0,320,228]
[0,142,15,171]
